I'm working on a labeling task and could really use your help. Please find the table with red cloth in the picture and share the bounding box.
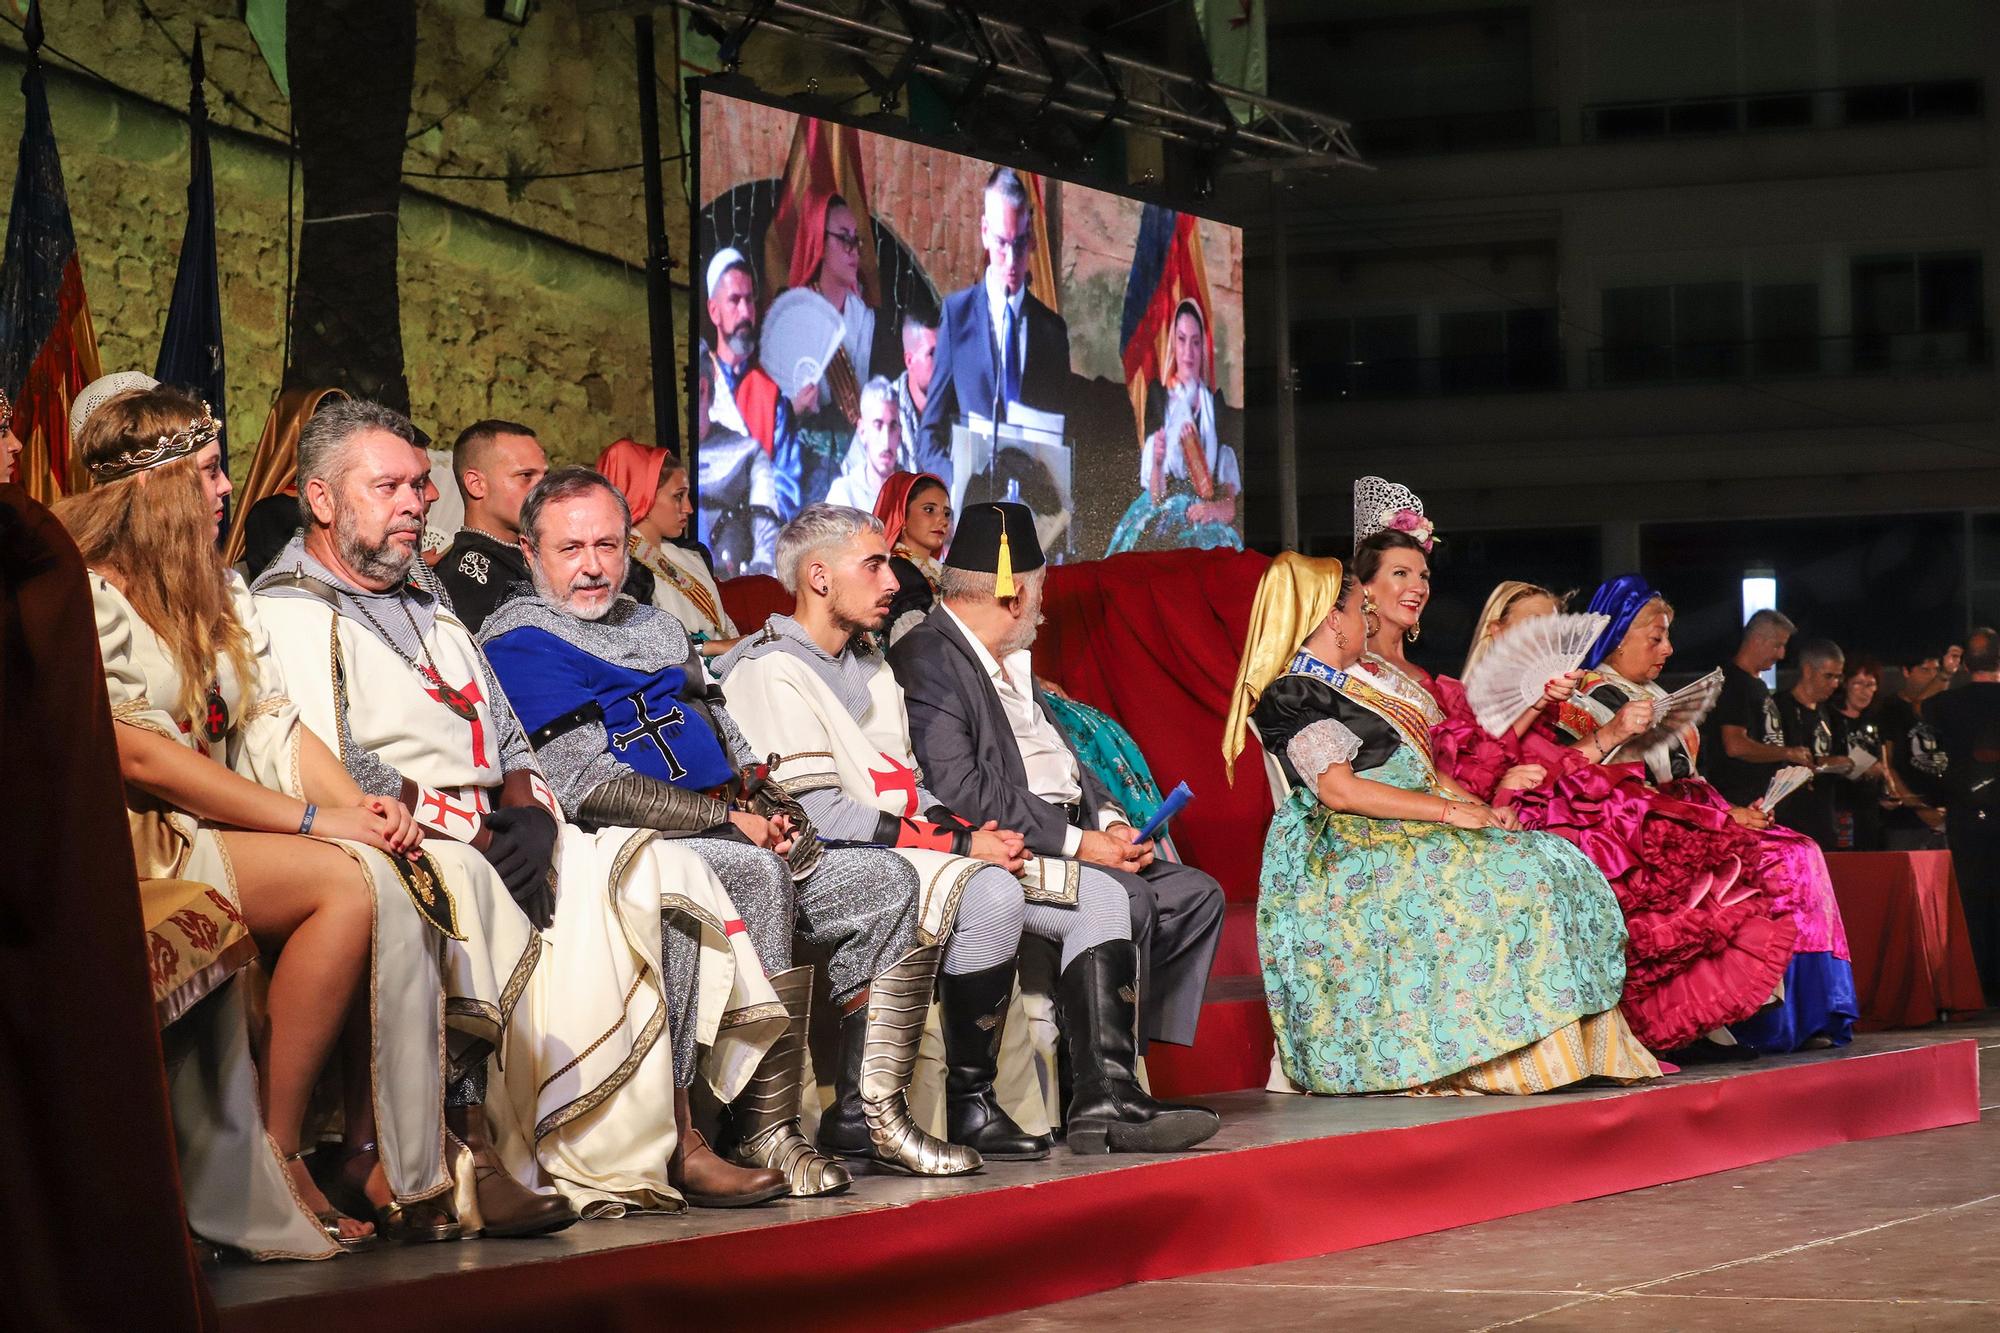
[1825,850,1987,1030]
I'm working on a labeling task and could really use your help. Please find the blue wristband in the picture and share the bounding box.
[299,802,317,835]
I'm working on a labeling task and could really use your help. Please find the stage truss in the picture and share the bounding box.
[601,0,1365,173]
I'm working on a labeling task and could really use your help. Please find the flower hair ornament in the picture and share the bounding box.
[87,401,221,484]
[1351,475,1436,551]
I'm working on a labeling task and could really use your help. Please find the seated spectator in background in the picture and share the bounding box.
[481,466,943,1201]
[435,420,548,633]
[1773,638,1851,850]
[823,376,902,514]
[598,437,747,661]
[1702,609,1811,807]
[707,248,814,520]
[1925,641,2000,996]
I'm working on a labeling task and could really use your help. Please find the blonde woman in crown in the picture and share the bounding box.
[57,385,457,1258]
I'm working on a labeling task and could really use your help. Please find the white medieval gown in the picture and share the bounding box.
[93,571,459,1259]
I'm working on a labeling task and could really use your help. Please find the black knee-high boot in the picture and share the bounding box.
[1057,941,1220,1155]
[939,960,1051,1160]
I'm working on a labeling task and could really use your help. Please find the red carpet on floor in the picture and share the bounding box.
[222,1038,1980,1333]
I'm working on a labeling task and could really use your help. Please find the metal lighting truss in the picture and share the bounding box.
[623,0,1364,172]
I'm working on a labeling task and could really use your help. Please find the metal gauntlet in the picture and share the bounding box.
[747,774,825,880]
[578,772,731,835]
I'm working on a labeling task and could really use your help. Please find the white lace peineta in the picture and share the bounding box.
[1287,717,1364,783]
[1352,475,1427,546]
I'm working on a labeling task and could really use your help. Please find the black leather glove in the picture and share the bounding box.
[484,805,558,929]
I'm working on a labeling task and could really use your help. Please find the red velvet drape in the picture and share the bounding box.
[719,547,1275,904]
[0,487,214,1328]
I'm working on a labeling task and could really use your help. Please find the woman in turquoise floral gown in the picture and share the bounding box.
[1225,554,1658,1095]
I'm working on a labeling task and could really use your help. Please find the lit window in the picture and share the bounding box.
[1743,574,1778,687]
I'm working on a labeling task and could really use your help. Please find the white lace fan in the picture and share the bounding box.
[1614,667,1725,756]
[1463,611,1611,737]
[760,288,846,402]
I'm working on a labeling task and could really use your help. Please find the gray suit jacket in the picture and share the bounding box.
[888,606,1120,858]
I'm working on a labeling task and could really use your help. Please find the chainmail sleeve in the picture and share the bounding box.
[475,651,538,776]
[710,698,762,770]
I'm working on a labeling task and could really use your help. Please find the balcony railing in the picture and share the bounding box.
[1582,78,1982,144]
[1586,331,1990,387]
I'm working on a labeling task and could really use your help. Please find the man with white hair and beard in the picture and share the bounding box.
[253,400,785,1221]
[887,504,1226,1091]
[706,247,816,522]
[721,503,1219,1158]
[481,466,988,1191]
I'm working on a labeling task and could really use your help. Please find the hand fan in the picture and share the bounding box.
[1612,668,1725,756]
[1757,764,1814,811]
[760,288,846,402]
[1463,611,1611,737]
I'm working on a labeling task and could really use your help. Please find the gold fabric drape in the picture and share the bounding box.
[221,386,347,567]
[1222,552,1346,782]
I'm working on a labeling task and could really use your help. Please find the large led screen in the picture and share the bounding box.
[694,89,1245,578]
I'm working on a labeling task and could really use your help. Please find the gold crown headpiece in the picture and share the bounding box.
[0,386,12,434]
[87,403,220,483]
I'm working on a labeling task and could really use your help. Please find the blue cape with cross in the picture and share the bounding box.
[484,623,737,793]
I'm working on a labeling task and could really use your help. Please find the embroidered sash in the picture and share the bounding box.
[1287,651,1438,771]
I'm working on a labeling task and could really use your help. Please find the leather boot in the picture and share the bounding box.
[939,960,1050,1160]
[1057,941,1220,1155]
[446,1104,578,1237]
[730,967,851,1197]
[825,944,982,1176]
[671,1086,789,1208]
[816,1000,874,1159]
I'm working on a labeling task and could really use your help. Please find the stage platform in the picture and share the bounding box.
[212,1021,1986,1333]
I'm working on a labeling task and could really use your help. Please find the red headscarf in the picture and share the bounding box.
[596,438,676,524]
[873,470,947,555]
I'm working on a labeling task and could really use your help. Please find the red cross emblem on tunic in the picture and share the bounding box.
[424,677,489,767]
[869,752,920,816]
[419,787,481,835]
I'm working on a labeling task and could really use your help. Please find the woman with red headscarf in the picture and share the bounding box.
[872,469,952,648]
[597,438,742,660]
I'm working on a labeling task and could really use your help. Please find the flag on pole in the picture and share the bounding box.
[1194,0,1268,125]
[1118,204,1213,442]
[155,31,228,491]
[0,1,102,502]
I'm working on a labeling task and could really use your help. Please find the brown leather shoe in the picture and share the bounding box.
[447,1104,578,1238]
[671,1087,789,1208]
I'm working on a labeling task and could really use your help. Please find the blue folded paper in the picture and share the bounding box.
[1135,782,1194,843]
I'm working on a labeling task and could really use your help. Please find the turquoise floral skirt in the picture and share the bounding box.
[1258,782,1631,1094]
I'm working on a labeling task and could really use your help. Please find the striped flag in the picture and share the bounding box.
[155,32,228,492]
[0,2,102,502]
[1117,205,1213,441]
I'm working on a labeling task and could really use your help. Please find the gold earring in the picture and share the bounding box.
[1406,624,1421,644]
[1363,611,1381,639]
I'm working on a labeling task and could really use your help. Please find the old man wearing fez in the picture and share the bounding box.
[888,502,1225,1142]
[481,465,961,1196]
[254,400,783,1221]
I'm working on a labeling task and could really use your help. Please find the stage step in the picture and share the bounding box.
[214,1030,1986,1333]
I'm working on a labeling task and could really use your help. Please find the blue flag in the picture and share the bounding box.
[154,32,226,483]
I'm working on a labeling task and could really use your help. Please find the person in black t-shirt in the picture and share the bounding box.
[1701,609,1812,806]
[435,420,548,632]
[1927,640,2000,996]
[1772,639,1851,850]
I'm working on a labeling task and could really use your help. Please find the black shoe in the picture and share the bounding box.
[1057,941,1219,1156]
[940,961,1052,1161]
[816,1003,873,1160]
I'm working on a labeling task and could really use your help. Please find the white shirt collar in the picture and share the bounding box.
[943,603,1010,684]
[984,266,1025,321]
